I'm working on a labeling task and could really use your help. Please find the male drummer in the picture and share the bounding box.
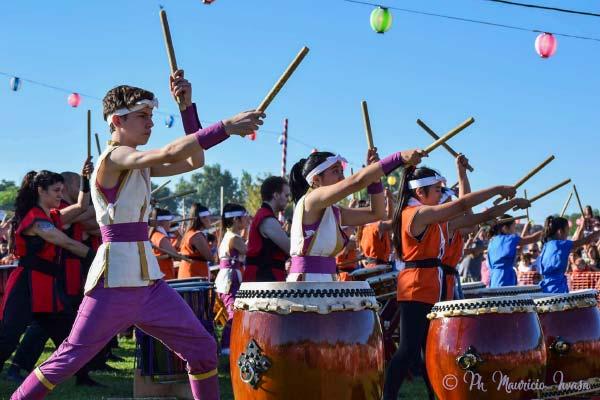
[12,70,264,399]
[243,176,291,282]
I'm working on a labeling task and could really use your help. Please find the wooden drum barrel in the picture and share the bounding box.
[533,290,600,398]
[230,281,384,400]
[426,295,546,400]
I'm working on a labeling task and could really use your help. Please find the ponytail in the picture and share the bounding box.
[290,158,309,203]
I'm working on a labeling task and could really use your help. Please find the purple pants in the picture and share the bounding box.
[218,269,240,350]
[11,280,219,400]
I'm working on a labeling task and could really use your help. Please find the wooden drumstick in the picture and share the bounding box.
[87,110,91,158]
[155,189,196,203]
[151,180,171,195]
[493,155,555,205]
[361,101,375,149]
[151,244,193,262]
[94,133,101,156]
[423,117,475,155]
[572,184,585,216]
[528,179,571,204]
[417,119,473,172]
[257,46,309,112]
[559,191,573,217]
[524,189,530,221]
[159,9,186,111]
[496,215,528,225]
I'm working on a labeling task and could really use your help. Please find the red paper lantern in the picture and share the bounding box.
[248,132,256,141]
[535,33,557,58]
[311,148,318,154]
[68,93,81,107]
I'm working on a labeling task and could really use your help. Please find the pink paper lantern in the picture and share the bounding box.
[311,148,318,154]
[248,131,256,141]
[535,33,557,58]
[68,93,81,107]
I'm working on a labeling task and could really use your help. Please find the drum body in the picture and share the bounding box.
[533,290,600,391]
[366,271,397,301]
[136,281,215,381]
[348,265,391,281]
[230,281,384,400]
[463,284,541,299]
[426,295,546,400]
[460,281,486,292]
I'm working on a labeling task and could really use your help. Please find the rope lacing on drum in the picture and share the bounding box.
[430,298,535,314]
[236,288,376,299]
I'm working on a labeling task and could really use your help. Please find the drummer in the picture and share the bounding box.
[178,203,213,279]
[487,216,542,288]
[538,216,600,293]
[214,203,249,354]
[359,189,394,268]
[384,165,518,400]
[288,148,424,282]
[149,208,178,280]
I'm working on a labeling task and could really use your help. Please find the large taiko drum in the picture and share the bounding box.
[463,284,541,299]
[426,295,546,400]
[348,264,391,281]
[230,281,384,400]
[532,290,600,398]
[461,281,486,292]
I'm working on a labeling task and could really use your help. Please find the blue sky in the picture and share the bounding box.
[0,0,598,221]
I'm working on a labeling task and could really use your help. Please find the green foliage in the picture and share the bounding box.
[150,183,179,214]
[0,186,17,211]
[175,164,240,214]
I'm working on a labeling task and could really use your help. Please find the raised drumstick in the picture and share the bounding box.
[361,101,375,149]
[423,117,475,155]
[94,133,102,156]
[151,180,172,195]
[527,179,571,204]
[496,214,528,225]
[159,8,186,111]
[87,110,91,158]
[572,184,585,215]
[559,191,573,217]
[493,155,555,205]
[417,119,473,172]
[155,189,196,203]
[257,46,309,112]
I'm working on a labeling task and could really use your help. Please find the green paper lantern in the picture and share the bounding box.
[370,6,392,34]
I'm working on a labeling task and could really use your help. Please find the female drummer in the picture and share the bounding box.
[384,165,519,400]
[538,216,600,293]
[178,203,213,279]
[487,216,542,288]
[288,148,423,282]
[0,167,93,377]
[214,203,248,353]
[149,208,177,280]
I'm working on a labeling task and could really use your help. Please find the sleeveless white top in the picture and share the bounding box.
[214,230,244,294]
[84,145,163,294]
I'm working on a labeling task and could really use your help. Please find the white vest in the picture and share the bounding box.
[214,230,244,294]
[84,145,163,294]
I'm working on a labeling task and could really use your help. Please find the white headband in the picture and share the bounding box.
[198,211,211,218]
[156,215,174,221]
[439,187,456,204]
[408,173,446,189]
[224,210,247,218]
[305,155,348,183]
[106,98,159,126]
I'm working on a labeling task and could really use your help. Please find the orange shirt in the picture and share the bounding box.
[178,229,209,279]
[359,222,391,265]
[440,226,464,300]
[396,206,446,304]
[150,230,176,280]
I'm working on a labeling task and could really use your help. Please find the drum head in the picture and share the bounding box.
[460,281,486,291]
[349,265,391,277]
[533,289,598,313]
[428,295,536,319]
[464,284,541,298]
[366,271,398,285]
[234,281,379,314]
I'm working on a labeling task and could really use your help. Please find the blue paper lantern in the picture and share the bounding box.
[9,77,21,91]
[278,135,285,145]
[165,115,175,128]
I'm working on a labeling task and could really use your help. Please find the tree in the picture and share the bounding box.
[150,183,179,214]
[238,171,263,215]
[0,181,18,211]
[0,180,17,192]
[175,164,240,214]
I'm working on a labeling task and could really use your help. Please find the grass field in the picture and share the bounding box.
[0,337,430,399]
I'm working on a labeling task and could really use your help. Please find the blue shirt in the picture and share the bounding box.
[487,234,520,287]
[538,239,573,294]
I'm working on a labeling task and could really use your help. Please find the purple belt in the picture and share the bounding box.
[219,259,243,270]
[100,222,149,243]
[290,256,336,274]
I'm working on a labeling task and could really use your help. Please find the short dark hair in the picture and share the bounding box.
[261,176,289,201]
[103,85,155,132]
